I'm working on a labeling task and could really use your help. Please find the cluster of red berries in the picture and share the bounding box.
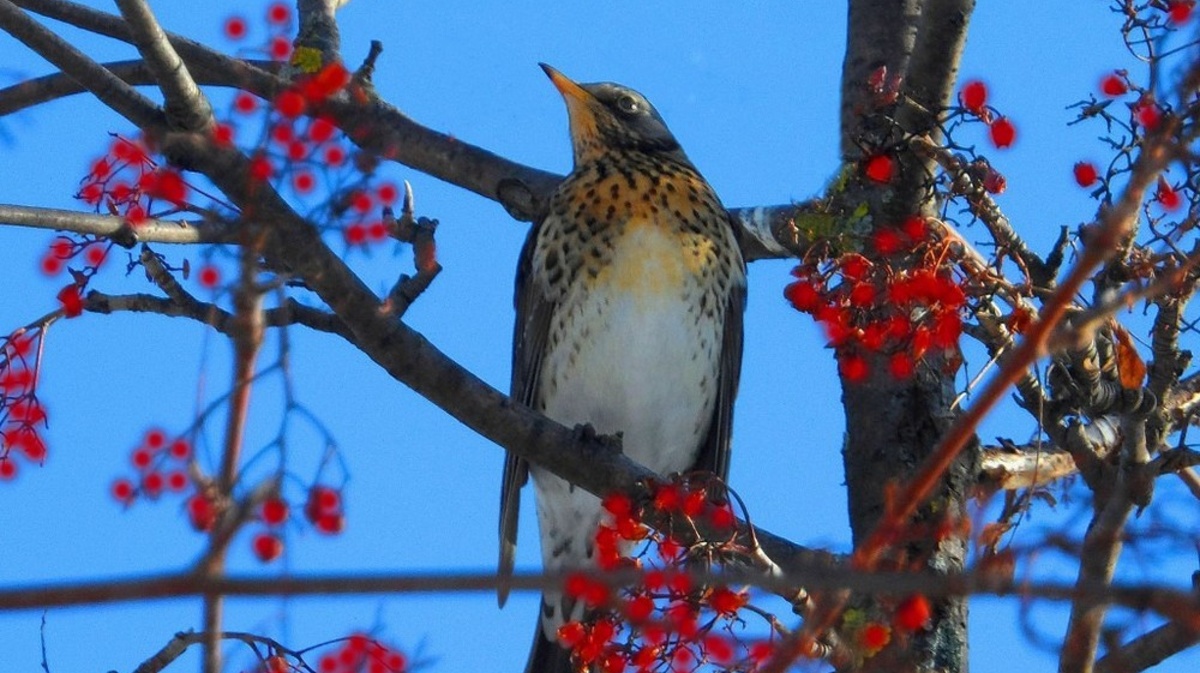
[218,11,401,250]
[847,594,934,659]
[0,332,47,481]
[555,482,774,673]
[312,633,407,673]
[785,217,966,383]
[957,80,1016,149]
[109,428,193,504]
[1075,70,1186,213]
[246,483,348,564]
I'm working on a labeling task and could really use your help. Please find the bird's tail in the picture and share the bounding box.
[524,612,575,673]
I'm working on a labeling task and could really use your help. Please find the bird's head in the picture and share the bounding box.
[540,63,687,167]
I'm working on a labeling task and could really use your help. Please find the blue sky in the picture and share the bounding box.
[0,2,1197,672]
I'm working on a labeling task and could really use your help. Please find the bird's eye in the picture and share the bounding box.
[615,95,640,115]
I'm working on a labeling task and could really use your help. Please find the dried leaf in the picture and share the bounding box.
[1110,320,1147,389]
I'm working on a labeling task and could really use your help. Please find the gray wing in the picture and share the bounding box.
[499,223,554,606]
[692,273,745,483]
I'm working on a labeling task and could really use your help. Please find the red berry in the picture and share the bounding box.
[274,90,306,118]
[988,117,1016,148]
[705,635,734,663]
[145,428,166,450]
[367,222,389,241]
[839,353,869,382]
[85,245,106,267]
[306,486,341,518]
[197,265,221,289]
[556,622,586,648]
[1136,101,1161,130]
[864,154,894,183]
[267,2,290,25]
[1100,73,1127,98]
[249,155,274,182]
[169,438,191,459]
[784,279,822,313]
[143,471,164,496]
[40,256,63,276]
[271,124,294,145]
[385,652,406,672]
[324,145,346,166]
[167,471,188,491]
[57,285,84,318]
[1073,161,1099,187]
[959,80,988,114]
[344,224,367,245]
[707,587,747,615]
[187,494,217,531]
[79,183,103,205]
[253,533,284,562]
[709,505,736,529]
[652,484,681,512]
[0,460,17,480]
[1168,1,1193,24]
[131,448,153,470]
[314,512,345,535]
[212,123,234,146]
[261,497,290,525]
[889,353,915,379]
[293,171,316,193]
[233,91,258,114]
[895,594,932,631]
[223,16,247,40]
[377,183,399,205]
[270,36,292,61]
[862,622,891,650]
[1157,177,1182,210]
[872,228,903,255]
[309,117,336,143]
[601,492,633,518]
[111,478,135,501]
[286,140,308,162]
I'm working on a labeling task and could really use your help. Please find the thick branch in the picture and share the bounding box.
[899,0,974,139]
[0,568,1195,622]
[0,0,163,129]
[1095,620,1200,673]
[114,0,212,132]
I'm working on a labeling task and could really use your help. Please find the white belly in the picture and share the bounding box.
[529,224,721,635]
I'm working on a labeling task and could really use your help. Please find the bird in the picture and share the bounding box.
[498,64,746,673]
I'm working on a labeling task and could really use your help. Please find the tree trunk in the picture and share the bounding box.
[836,2,977,671]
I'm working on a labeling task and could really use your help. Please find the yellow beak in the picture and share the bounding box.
[540,63,590,103]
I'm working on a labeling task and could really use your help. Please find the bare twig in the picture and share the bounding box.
[0,204,237,245]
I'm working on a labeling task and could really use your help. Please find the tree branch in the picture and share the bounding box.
[0,0,163,129]
[114,0,212,132]
[1095,620,1200,673]
[0,568,1195,622]
[0,204,237,244]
